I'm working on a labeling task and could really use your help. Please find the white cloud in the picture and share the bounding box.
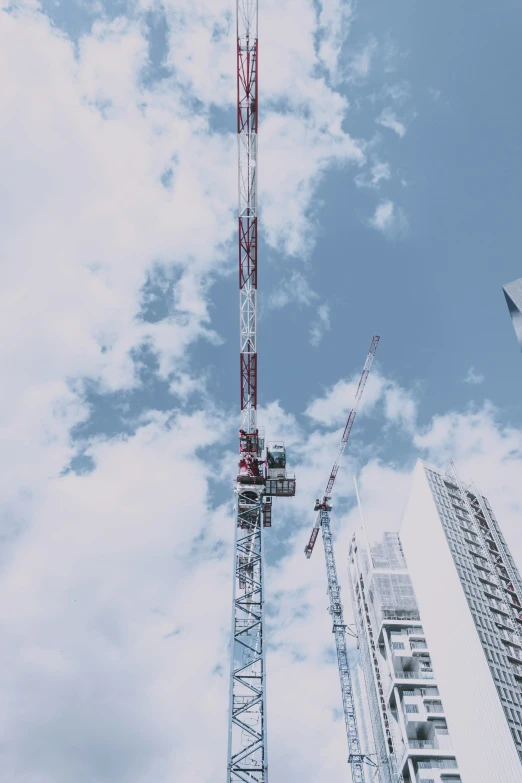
[268,271,318,309]
[261,106,364,257]
[157,0,365,258]
[347,34,378,81]
[0,0,369,525]
[305,369,418,432]
[368,199,408,238]
[464,367,485,385]
[377,106,406,137]
[315,0,356,82]
[384,81,411,105]
[383,382,418,433]
[370,199,394,230]
[0,406,236,781]
[355,160,391,188]
[309,303,331,346]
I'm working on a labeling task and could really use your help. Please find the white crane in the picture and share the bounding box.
[227,3,295,782]
[304,336,380,783]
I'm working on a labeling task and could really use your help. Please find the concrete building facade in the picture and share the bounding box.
[348,531,461,783]
[400,460,522,782]
[349,460,522,782]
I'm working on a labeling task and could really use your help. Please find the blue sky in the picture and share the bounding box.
[1,0,522,781]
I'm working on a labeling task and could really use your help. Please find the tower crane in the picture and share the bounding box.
[227,3,295,782]
[304,335,380,783]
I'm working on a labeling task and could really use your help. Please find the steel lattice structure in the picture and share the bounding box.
[320,507,370,783]
[305,336,379,559]
[228,2,295,780]
[238,0,258,436]
[304,337,380,782]
[228,485,266,783]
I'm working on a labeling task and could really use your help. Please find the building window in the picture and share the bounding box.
[405,704,419,713]
[392,642,405,650]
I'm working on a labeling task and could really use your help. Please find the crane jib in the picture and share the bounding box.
[304,334,380,558]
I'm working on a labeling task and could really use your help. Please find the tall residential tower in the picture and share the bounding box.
[349,531,461,783]
[349,460,522,783]
[401,460,522,782]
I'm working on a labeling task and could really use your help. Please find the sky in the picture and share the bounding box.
[0,0,521,781]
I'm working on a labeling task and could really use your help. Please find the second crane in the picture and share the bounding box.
[304,335,380,783]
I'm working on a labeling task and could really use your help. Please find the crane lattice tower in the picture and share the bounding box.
[304,336,380,783]
[227,3,296,782]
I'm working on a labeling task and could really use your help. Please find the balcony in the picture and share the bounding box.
[500,630,522,648]
[483,584,501,599]
[425,703,444,714]
[382,610,421,623]
[399,739,455,770]
[394,670,435,680]
[489,600,510,617]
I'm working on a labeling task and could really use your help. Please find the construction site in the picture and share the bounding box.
[228,3,522,783]
[2,0,522,781]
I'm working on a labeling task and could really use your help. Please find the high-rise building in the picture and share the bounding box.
[349,459,522,783]
[400,460,522,781]
[349,531,461,783]
[503,277,522,350]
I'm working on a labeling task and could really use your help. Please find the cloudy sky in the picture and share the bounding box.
[1,0,521,780]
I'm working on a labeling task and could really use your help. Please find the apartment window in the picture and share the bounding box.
[405,704,419,713]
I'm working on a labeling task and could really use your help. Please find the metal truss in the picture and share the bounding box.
[228,487,267,783]
[305,336,379,559]
[237,0,258,435]
[320,509,375,783]
[323,336,379,499]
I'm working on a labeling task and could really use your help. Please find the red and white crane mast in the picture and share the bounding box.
[304,336,380,783]
[227,3,295,782]
[238,0,258,437]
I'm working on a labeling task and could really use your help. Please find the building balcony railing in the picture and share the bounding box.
[425,704,444,713]
[500,630,522,647]
[382,610,421,622]
[489,601,510,617]
[394,670,435,680]
[409,740,435,749]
